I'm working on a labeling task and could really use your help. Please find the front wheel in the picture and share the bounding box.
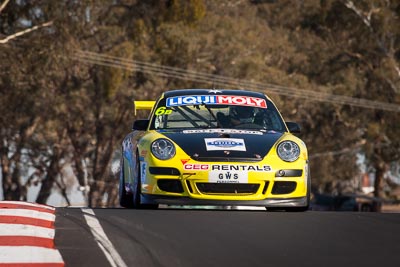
[119,158,133,208]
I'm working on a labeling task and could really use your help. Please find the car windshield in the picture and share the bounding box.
[150,95,287,131]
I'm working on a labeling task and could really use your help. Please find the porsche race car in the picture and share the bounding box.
[119,89,310,211]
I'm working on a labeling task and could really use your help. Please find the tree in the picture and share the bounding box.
[0,0,54,201]
[324,0,400,200]
[249,0,400,198]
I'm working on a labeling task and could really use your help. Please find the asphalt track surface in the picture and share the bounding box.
[55,207,400,267]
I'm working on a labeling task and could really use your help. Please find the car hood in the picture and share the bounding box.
[158,129,283,162]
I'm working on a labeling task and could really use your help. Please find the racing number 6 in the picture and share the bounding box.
[155,107,172,116]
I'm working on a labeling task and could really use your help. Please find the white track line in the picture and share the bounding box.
[82,208,127,267]
[0,246,64,263]
[0,209,56,221]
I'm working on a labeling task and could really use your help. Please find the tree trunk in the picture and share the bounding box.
[373,161,385,212]
[1,147,23,201]
[35,155,60,204]
[36,175,54,204]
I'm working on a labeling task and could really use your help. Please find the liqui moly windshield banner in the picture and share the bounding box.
[166,95,267,108]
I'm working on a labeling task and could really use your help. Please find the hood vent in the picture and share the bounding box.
[191,156,262,162]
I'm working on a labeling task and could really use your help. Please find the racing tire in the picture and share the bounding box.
[119,158,134,208]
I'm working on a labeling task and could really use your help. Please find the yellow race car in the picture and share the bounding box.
[119,89,310,211]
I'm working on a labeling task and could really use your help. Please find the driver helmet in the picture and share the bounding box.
[231,106,255,123]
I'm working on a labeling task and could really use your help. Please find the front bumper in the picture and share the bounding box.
[139,154,309,205]
[141,166,308,203]
[141,194,308,207]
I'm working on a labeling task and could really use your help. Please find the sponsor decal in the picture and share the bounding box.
[138,139,150,147]
[166,95,267,108]
[205,138,246,151]
[209,170,248,184]
[211,164,272,172]
[182,129,263,135]
[155,107,172,116]
[123,139,132,151]
[181,159,190,165]
[182,164,272,172]
[184,164,209,170]
[140,161,147,183]
[140,150,148,157]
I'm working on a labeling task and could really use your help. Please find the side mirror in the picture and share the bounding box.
[132,119,149,131]
[286,122,301,134]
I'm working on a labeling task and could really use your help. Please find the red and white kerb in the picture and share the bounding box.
[0,201,64,267]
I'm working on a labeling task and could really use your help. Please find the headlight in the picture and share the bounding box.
[277,141,300,162]
[151,138,176,160]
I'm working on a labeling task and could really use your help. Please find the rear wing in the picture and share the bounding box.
[134,101,156,115]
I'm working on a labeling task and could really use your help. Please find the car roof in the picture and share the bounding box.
[163,89,267,98]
